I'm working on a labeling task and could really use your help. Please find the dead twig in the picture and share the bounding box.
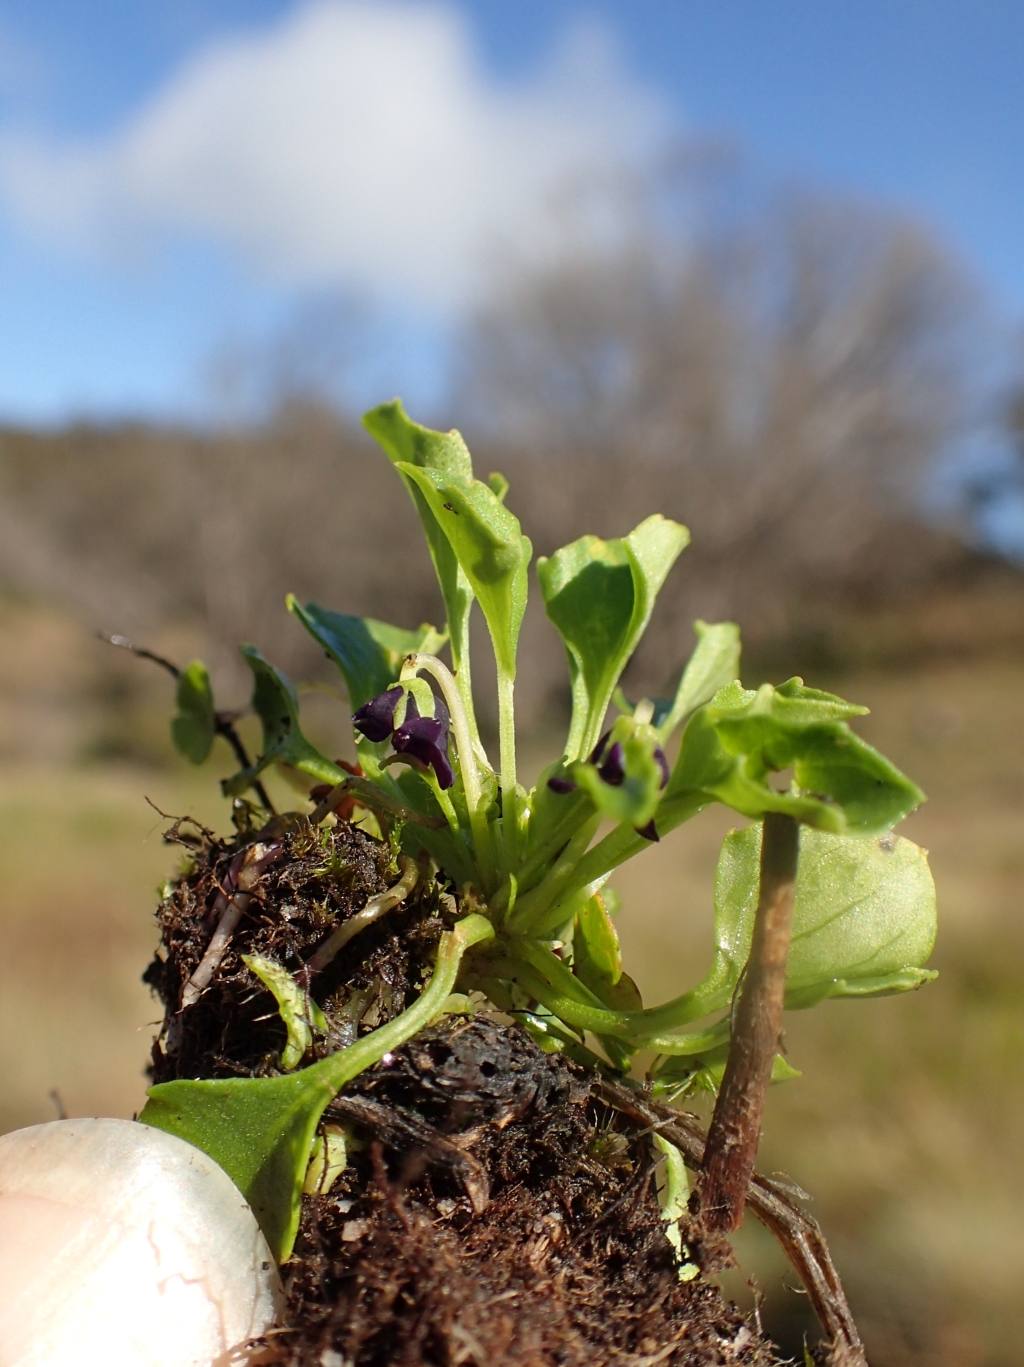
[694,812,799,1245]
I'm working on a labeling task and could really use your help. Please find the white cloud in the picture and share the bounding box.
[0,2,671,309]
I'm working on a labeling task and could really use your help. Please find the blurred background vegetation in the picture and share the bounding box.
[2,172,1024,1367]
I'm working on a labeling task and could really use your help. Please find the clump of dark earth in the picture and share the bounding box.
[145,813,782,1366]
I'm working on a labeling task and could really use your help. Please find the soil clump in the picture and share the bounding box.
[145,814,782,1367]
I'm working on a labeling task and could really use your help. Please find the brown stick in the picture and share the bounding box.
[695,811,800,1237]
[596,1079,868,1367]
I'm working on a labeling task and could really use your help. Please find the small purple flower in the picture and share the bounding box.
[392,693,454,789]
[654,745,670,789]
[588,732,611,765]
[598,741,626,786]
[547,775,577,795]
[352,686,403,742]
[636,818,659,842]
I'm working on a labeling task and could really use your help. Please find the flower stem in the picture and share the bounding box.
[403,651,495,887]
[497,668,519,875]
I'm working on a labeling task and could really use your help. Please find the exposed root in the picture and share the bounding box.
[308,855,419,972]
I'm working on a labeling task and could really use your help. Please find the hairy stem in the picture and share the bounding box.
[403,651,495,886]
[497,669,519,875]
[695,812,800,1240]
[505,813,602,932]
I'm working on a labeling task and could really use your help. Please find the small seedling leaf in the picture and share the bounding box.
[170,659,215,764]
[242,953,326,1071]
[657,621,741,742]
[222,646,346,796]
[574,892,624,993]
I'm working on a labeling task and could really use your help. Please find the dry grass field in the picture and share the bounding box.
[1,616,1022,1365]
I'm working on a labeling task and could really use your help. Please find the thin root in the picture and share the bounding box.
[308,855,419,972]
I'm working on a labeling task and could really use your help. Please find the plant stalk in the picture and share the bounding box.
[497,668,519,874]
[404,652,496,886]
[694,812,800,1241]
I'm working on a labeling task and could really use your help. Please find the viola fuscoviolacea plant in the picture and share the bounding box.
[139,400,936,1265]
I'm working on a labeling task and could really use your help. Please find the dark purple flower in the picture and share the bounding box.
[598,741,626,786]
[654,745,670,789]
[392,693,454,789]
[352,686,403,742]
[547,775,577,795]
[636,818,659,842]
[587,732,611,765]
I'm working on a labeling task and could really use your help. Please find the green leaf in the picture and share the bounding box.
[713,823,938,1007]
[363,400,475,680]
[665,678,924,835]
[222,646,345,797]
[140,1067,331,1265]
[287,599,445,710]
[673,822,936,1025]
[170,660,215,764]
[537,515,689,761]
[141,912,495,1262]
[242,954,326,1071]
[395,462,532,680]
[657,621,741,742]
[574,891,623,990]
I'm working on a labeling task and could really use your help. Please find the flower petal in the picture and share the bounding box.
[352,686,403,742]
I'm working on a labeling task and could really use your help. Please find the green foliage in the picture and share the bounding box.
[363,400,476,686]
[287,598,446,709]
[396,461,532,682]
[537,516,689,760]
[666,678,924,835]
[170,660,215,763]
[712,823,937,1006]
[656,620,741,742]
[158,399,938,1263]
[221,646,345,797]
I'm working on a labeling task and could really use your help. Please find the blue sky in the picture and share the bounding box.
[0,0,1021,426]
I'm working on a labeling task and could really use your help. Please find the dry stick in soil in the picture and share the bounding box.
[695,812,799,1249]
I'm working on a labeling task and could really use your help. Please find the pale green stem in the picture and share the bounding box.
[485,952,731,1053]
[506,813,602,932]
[403,651,495,887]
[528,874,612,939]
[529,790,712,926]
[490,795,595,915]
[495,938,734,1040]
[497,668,519,875]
